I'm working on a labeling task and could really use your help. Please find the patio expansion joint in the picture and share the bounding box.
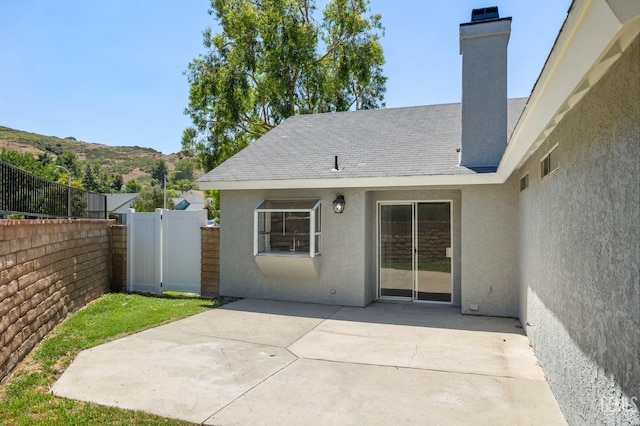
[200,307,347,424]
[283,306,346,351]
[154,328,293,349]
[200,309,346,424]
[200,356,300,424]
[291,355,548,382]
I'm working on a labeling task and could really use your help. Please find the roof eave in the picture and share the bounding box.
[197,173,501,190]
[498,0,640,181]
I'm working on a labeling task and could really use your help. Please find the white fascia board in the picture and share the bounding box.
[498,0,640,181]
[197,173,501,190]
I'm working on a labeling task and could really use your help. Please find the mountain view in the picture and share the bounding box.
[0,125,199,183]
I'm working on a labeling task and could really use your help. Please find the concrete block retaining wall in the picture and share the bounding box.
[201,226,220,298]
[0,219,112,383]
[110,225,127,293]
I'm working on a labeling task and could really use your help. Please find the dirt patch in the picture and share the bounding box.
[0,140,43,156]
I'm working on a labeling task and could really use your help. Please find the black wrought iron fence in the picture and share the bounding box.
[0,160,106,219]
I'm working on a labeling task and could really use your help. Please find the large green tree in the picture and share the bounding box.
[82,161,114,193]
[150,159,169,188]
[55,151,82,177]
[131,187,176,212]
[183,0,386,170]
[0,149,59,181]
[124,179,142,193]
[173,159,195,182]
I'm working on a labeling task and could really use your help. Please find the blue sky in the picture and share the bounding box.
[0,1,571,155]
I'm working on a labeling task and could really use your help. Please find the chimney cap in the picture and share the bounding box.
[471,6,499,22]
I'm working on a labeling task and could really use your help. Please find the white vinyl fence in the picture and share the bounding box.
[127,208,206,295]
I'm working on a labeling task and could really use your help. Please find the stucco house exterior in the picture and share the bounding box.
[198,2,639,424]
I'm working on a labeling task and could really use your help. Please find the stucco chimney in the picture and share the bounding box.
[459,7,511,169]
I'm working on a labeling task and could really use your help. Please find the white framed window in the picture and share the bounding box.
[254,199,321,257]
[541,145,559,178]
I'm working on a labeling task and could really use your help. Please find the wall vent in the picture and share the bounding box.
[471,6,499,22]
[541,146,559,178]
[520,173,529,191]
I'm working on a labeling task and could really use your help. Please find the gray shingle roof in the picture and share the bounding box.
[104,193,140,212]
[198,98,527,183]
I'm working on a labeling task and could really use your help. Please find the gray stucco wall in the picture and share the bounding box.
[364,191,375,304]
[460,18,510,168]
[460,180,519,317]
[219,188,369,306]
[219,187,463,307]
[517,37,639,425]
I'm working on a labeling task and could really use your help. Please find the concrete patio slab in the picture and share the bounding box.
[52,328,296,423]
[159,298,341,347]
[52,299,566,425]
[205,358,564,426]
[289,303,543,380]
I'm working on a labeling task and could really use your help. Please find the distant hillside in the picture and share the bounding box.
[0,126,195,182]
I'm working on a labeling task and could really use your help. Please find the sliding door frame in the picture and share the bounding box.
[376,200,453,304]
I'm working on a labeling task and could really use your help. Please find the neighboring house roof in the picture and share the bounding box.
[184,203,207,212]
[172,198,208,212]
[172,190,212,211]
[181,190,207,204]
[173,199,190,210]
[105,193,140,213]
[198,99,526,189]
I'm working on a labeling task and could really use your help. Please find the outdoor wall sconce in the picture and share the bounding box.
[333,194,346,213]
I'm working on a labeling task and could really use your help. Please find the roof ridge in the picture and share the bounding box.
[286,97,528,121]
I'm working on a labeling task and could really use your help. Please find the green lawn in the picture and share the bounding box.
[0,292,223,426]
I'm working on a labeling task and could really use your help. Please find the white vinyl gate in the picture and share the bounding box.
[127,208,206,295]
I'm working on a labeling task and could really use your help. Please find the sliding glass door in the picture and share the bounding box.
[379,202,452,303]
[379,204,413,298]
[415,202,452,302]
